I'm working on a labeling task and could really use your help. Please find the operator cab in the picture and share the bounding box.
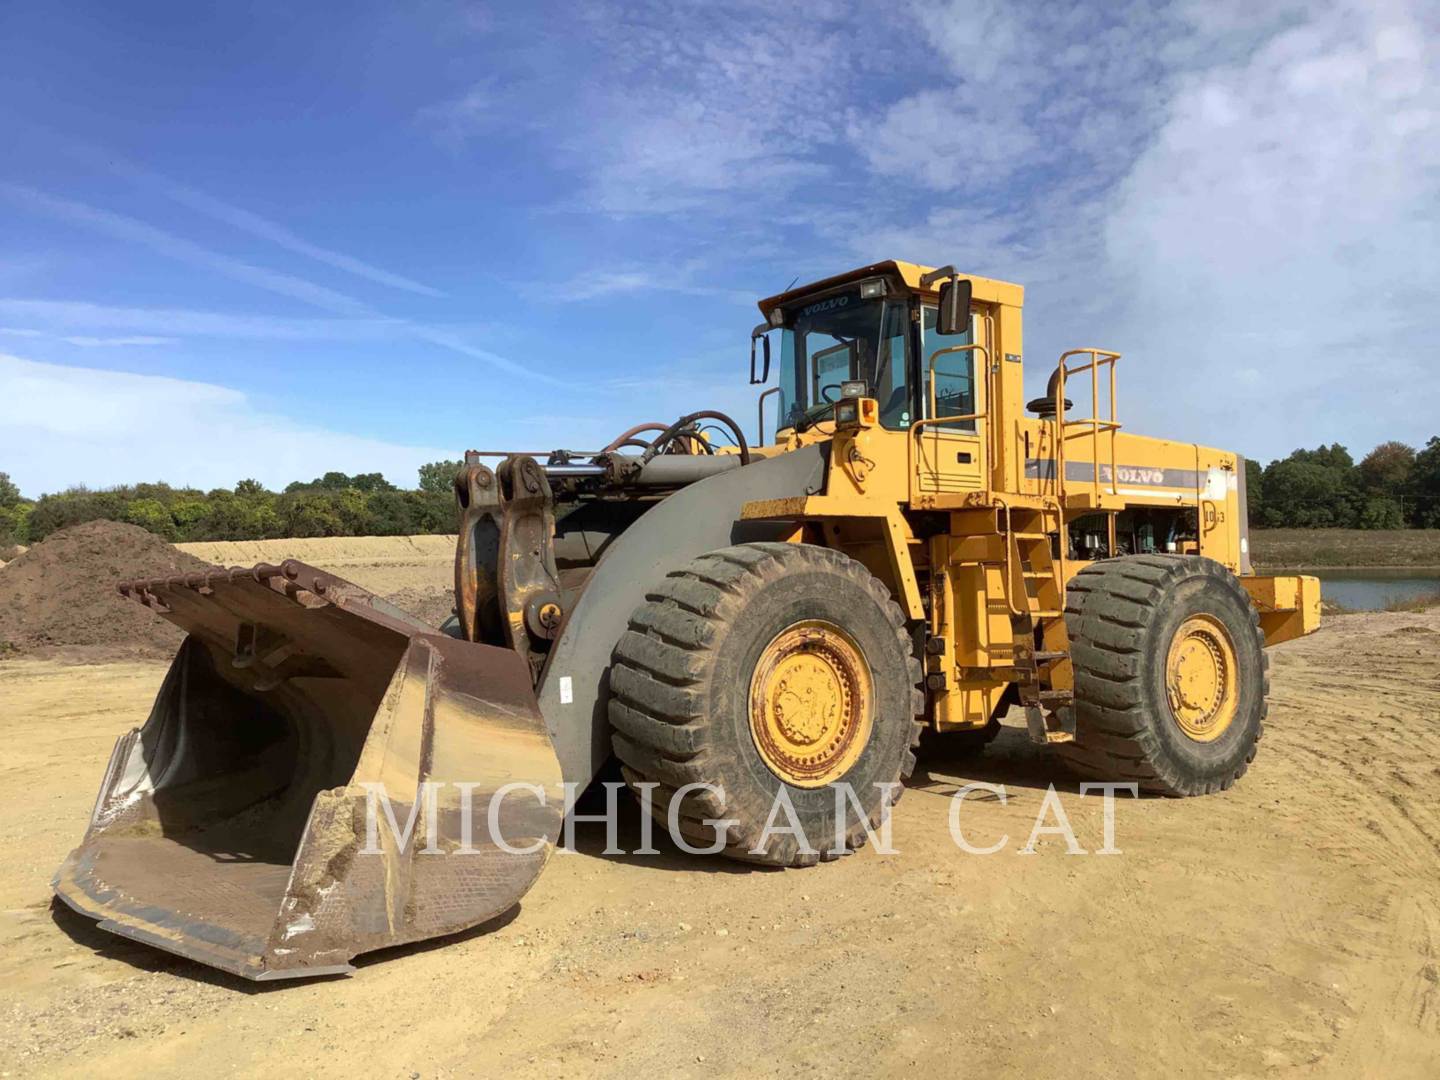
[757,267,977,440]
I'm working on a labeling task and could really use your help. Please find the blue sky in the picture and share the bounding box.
[1,0,1436,496]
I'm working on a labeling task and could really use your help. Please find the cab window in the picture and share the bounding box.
[920,303,975,432]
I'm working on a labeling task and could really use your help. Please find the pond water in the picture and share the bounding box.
[1276,568,1440,611]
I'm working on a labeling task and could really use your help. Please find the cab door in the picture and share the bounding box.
[912,303,987,497]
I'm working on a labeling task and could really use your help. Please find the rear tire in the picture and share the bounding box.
[1058,555,1268,795]
[608,542,923,866]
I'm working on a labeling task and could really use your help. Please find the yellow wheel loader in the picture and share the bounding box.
[54,261,1321,979]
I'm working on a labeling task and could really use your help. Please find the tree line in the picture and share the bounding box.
[1246,437,1440,529]
[0,461,464,549]
[3,436,1439,550]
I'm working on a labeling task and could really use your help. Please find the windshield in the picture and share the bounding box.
[776,289,911,432]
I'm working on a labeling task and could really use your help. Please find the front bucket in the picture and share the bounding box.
[52,561,564,980]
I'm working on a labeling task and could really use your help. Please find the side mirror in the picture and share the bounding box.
[936,278,972,337]
[749,324,772,384]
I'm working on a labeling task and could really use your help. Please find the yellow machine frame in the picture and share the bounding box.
[740,260,1319,733]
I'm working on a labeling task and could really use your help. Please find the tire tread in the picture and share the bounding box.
[609,543,922,866]
[1057,555,1267,796]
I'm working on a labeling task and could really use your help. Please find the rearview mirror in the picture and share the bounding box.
[937,278,972,337]
[749,324,772,384]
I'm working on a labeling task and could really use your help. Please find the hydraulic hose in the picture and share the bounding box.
[640,410,751,467]
[602,422,671,454]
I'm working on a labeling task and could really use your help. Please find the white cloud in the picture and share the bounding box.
[849,89,1039,191]
[6,0,1430,477]
[409,1,1440,466]
[831,0,1440,461]
[546,266,752,304]
[2,325,174,347]
[0,184,373,316]
[424,2,894,216]
[100,156,447,298]
[570,9,848,213]
[0,353,456,494]
[0,299,406,342]
[60,335,175,347]
[1103,0,1440,457]
[848,1,1179,198]
[0,191,543,380]
[564,269,657,300]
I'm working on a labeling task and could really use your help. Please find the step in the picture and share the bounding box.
[1021,705,1075,744]
[1022,701,1077,745]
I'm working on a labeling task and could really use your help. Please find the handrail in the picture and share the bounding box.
[1041,494,1067,607]
[908,343,990,492]
[756,386,780,446]
[925,342,988,423]
[991,498,1028,618]
[1053,347,1121,504]
[995,496,1068,620]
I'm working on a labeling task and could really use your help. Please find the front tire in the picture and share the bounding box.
[1059,555,1268,795]
[608,542,923,866]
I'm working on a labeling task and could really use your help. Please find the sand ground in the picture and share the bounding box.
[175,535,457,595]
[2,538,1438,1077]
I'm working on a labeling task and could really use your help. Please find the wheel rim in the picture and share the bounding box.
[1165,614,1239,742]
[748,620,873,788]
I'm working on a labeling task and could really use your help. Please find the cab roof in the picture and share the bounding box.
[757,260,1024,318]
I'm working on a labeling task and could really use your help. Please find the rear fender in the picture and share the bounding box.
[537,443,829,789]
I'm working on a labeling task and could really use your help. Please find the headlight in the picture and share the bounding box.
[767,307,784,327]
[834,401,859,426]
[840,380,867,399]
[859,279,888,299]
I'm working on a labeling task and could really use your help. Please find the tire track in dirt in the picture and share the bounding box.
[3,570,1438,1076]
[1262,614,1440,1071]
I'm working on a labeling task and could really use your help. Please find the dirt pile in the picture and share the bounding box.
[0,521,214,659]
